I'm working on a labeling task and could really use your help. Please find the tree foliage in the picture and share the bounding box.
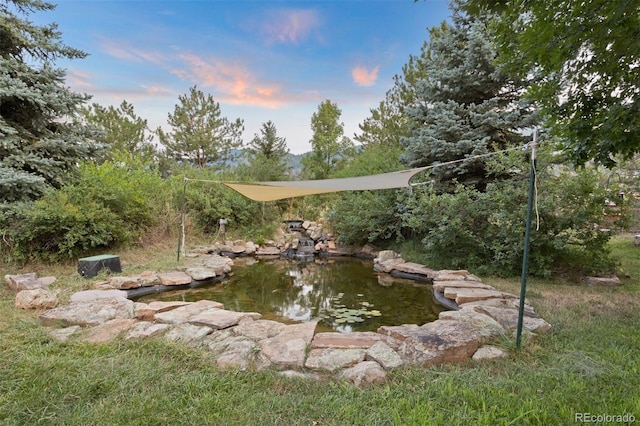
[240,120,290,182]
[2,157,169,262]
[459,0,640,167]
[401,13,538,191]
[403,148,616,277]
[158,86,244,168]
[80,100,156,162]
[301,100,354,180]
[0,0,101,204]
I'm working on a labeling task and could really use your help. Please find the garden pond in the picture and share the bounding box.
[137,257,447,333]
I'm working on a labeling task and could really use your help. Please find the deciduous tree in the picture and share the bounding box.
[302,100,354,180]
[459,0,640,167]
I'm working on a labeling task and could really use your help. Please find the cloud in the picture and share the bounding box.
[101,38,167,65]
[261,9,321,45]
[65,69,94,89]
[172,52,294,108]
[351,65,379,87]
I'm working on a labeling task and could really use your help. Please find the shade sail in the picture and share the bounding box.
[221,166,429,202]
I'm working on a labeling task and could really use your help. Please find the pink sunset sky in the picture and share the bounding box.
[33,0,452,154]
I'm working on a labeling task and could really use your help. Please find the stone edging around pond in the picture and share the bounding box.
[5,250,552,388]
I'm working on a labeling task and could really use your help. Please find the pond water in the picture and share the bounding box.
[138,257,447,333]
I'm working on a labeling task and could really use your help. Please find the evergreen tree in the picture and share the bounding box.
[157,86,244,168]
[81,100,156,163]
[301,100,354,180]
[401,14,538,191]
[244,120,290,181]
[0,0,101,203]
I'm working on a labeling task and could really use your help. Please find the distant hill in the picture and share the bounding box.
[287,152,305,173]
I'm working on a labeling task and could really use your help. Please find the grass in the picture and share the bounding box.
[1,235,639,425]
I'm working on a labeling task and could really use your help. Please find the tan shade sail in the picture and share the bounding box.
[221,167,429,202]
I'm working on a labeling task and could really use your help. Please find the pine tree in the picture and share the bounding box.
[157,86,244,168]
[401,13,539,191]
[245,121,290,181]
[0,0,101,203]
[81,100,156,163]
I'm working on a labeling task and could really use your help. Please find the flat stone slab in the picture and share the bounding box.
[48,325,81,342]
[256,247,281,256]
[134,301,192,321]
[109,276,141,290]
[164,323,213,344]
[154,300,224,324]
[39,298,135,327]
[443,287,517,305]
[395,320,489,367]
[434,270,472,280]
[341,361,387,387]
[471,305,552,334]
[157,271,193,286]
[184,266,217,281]
[260,321,317,369]
[311,332,399,350]
[70,289,128,303]
[15,288,58,310]
[366,341,403,369]
[83,318,138,343]
[305,348,367,372]
[232,319,286,340]
[472,345,509,360]
[188,308,262,330]
[4,273,54,291]
[391,262,437,278]
[584,276,621,286]
[432,280,494,292]
[437,309,507,339]
[125,321,171,339]
[377,324,422,342]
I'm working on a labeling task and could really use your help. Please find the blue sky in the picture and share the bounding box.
[34,0,452,154]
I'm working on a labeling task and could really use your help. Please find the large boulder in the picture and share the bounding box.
[39,298,135,327]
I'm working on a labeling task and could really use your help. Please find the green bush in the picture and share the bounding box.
[328,189,406,246]
[402,154,617,277]
[170,167,280,237]
[1,158,170,263]
[3,193,123,262]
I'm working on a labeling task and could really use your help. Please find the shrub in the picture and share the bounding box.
[1,159,170,263]
[170,167,281,237]
[402,154,617,277]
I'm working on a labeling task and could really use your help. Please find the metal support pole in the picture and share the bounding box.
[516,131,538,349]
[177,177,187,262]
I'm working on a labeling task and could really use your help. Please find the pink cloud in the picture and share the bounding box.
[261,9,321,44]
[172,52,293,108]
[352,65,379,87]
[101,38,169,65]
[65,69,94,89]
[96,38,313,108]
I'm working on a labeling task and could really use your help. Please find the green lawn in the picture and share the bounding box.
[1,235,639,425]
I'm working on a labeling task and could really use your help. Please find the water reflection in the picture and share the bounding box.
[138,257,447,332]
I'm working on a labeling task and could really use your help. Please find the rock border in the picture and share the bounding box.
[6,249,552,387]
